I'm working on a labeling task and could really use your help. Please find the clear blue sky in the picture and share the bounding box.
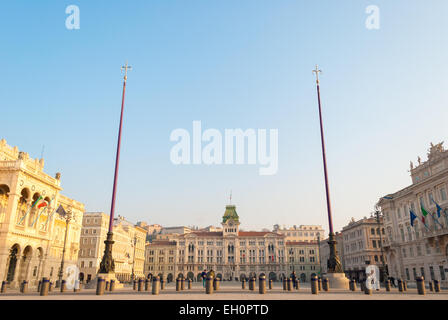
[1,1,447,232]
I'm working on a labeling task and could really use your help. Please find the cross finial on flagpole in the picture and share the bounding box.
[312,64,322,84]
[121,61,132,81]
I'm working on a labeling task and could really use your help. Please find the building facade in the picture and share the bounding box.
[286,241,320,282]
[144,204,288,282]
[0,139,84,288]
[379,142,448,287]
[341,216,386,281]
[78,213,146,283]
[273,224,325,243]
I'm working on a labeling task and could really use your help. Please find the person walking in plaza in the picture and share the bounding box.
[201,269,207,288]
[291,271,297,289]
[209,269,215,279]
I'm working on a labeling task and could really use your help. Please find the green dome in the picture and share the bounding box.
[222,205,239,223]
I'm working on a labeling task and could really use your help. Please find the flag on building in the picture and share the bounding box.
[431,198,443,218]
[410,210,417,227]
[56,205,67,217]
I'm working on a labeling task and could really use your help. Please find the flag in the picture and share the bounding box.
[56,205,67,217]
[431,198,443,218]
[410,210,417,227]
[421,204,429,218]
[37,200,48,209]
[18,195,43,224]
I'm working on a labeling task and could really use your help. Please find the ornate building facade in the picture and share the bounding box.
[0,139,84,288]
[379,142,448,287]
[144,204,288,281]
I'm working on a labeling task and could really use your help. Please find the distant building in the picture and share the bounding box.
[78,213,146,283]
[286,241,320,282]
[273,224,325,242]
[341,216,386,281]
[145,204,288,282]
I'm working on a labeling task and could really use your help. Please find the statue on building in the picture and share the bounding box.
[410,161,414,170]
[417,156,421,165]
[427,141,445,160]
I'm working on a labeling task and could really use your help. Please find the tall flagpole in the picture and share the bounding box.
[312,65,344,274]
[99,62,132,276]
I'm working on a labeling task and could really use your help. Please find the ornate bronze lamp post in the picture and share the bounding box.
[57,208,72,287]
[98,62,132,277]
[374,206,388,283]
[131,235,137,282]
[312,65,348,288]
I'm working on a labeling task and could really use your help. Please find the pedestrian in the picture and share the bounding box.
[209,269,215,279]
[201,269,207,288]
[291,271,297,289]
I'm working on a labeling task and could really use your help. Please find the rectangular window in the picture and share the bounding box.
[406,268,410,280]
[439,266,446,280]
[441,187,447,201]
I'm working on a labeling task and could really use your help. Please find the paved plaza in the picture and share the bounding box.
[1,282,447,300]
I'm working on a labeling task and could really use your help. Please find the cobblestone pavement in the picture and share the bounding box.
[1,282,447,300]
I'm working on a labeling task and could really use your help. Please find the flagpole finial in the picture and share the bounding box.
[121,61,132,81]
[312,65,322,84]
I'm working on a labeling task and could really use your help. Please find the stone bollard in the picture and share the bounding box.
[416,276,425,295]
[242,279,246,289]
[40,278,50,296]
[398,279,404,292]
[1,281,6,293]
[259,275,266,294]
[249,277,256,291]
[138,279,144,292]
[188,278,192,289]
[364,285,372,295]
[176,278,181,291]
[434,280,440,293]
[145,279,150,291]
[429,281,434,292]
[213,278,220,291]
[385,280,391,292]
[96,277,105,295]
[206,276,214,294]
[283,278,287,290]
[105,281,109,291]
[37,280,42,293]
[109,279,115,292]
[21,280,28,293]
[181,278,185,290]
[296,279,300,290]
[133,280,137,290]
[161,278,166,290]
[152,276,160,295]
[311,275,319,295]
[287,278,292,291]
[60,280,67,293]
[322,278,329,292]
[352,280,357,291]
[349,279,355,291]
[318,277,322,291]
[269,279,273,290]
[74,279,80,292]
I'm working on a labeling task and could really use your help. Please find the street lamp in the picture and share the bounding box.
[131,235,137,282]
[57,207,72,287]
[317,233,323,276]
[374,205,388,284]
